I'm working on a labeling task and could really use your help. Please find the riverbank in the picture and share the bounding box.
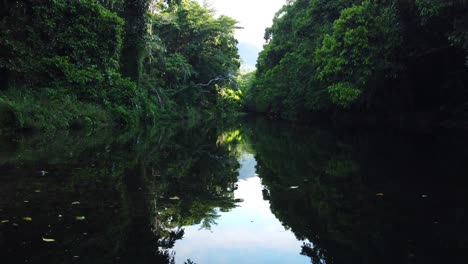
[245,109,468,134]
[0,88,245,133]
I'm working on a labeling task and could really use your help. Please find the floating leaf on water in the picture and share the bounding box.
[34,190,41,193]
[71,201,80,205]
[42,237,55,242]
[169,196,180,200]
[289,186,299,189]
[75,216,86,221]
[376,193,384,196]
[23,217,32,221]
[1,220,9,224]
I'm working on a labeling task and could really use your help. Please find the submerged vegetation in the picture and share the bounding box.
[0,0,242,131]
[247,0,468,124]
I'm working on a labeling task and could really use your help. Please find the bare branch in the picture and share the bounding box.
[195,71,238,88]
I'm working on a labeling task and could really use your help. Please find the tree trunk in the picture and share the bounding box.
[121,0,149,83]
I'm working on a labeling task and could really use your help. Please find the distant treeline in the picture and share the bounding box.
[246,0,468,123]
[0,0,241,131]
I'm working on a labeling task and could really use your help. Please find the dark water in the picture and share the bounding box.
[1,119,468,264]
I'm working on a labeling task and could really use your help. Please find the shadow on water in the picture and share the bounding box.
[1,118,468,263]
[0,124,240,264]
[244,117,468,264]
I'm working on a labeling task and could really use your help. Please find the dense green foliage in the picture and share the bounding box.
[143,0,241,117]
[0,0,240,131]
[249,0,468,121]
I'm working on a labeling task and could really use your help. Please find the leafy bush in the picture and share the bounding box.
[315,1,400,107]
[327,83,361,108]
[0,0,124,100]
[0,89,113,131]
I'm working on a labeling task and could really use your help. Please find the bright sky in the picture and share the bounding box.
[196,0,287,68]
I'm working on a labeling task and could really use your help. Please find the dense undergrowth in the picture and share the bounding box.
[0,0,243,132]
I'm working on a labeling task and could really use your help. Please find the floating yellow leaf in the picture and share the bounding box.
[23,217,32,221]
[34,190,41,193]
[169,196,180,200]
[42,237,56,242]
[1,220,9,224]
[75,216,86,221]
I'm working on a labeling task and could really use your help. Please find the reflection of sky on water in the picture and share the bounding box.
[237,153,257,180]
[173,152,309,264]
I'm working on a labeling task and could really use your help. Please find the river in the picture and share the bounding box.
[1,118,468,263]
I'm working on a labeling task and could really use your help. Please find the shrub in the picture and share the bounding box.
[0,0,124,100]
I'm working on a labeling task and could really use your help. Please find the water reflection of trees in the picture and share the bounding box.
[0,124,241,264]
[246,118,468,264]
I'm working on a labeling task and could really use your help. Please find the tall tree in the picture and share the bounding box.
[249,0,468,121]
[120,0,150,83]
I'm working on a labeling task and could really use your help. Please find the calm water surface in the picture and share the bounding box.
[173,152,308,263]
[1,119,468,263]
